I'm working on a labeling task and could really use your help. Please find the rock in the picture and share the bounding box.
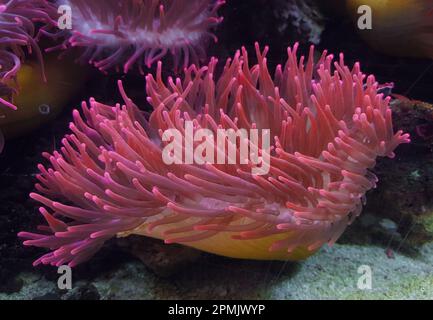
[0,274,23,294]
[379,219,399,233]
[339,99,433,252]
[32,292,62,300]
[364,99,433,247]
[272,0,325,45]
[5,242,433,299]
[63,284,100,300]
[216,0,325,62]
[116,236,202,277]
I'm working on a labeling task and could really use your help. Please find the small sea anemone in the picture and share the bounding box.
[0,0,58,110]
[19,43,409,267]
[49,0,225,74]
[0,58,87,140]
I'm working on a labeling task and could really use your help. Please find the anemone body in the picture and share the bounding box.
[51,0,225,74]
[0,0,57,110]
[19,43,409,267]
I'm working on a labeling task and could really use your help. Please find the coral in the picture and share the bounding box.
[0,0,58,110]
[19,43,409,267]
[49,0,225,74]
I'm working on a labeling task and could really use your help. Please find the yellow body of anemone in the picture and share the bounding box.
[346,0,433,58]
[118,220,317,261]
[0,57,85,139]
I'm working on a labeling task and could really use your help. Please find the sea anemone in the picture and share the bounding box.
[346,0,433,59]
[0,58,87,140]
[19,43,409,267]
[49,0,225,74]
[0,0,58,110]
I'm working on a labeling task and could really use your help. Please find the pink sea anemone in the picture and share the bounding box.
[49,0,225,74]
[0,0,57,110]
[19,43,409,267]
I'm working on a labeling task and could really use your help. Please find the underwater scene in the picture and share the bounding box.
[0,0,433,303]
